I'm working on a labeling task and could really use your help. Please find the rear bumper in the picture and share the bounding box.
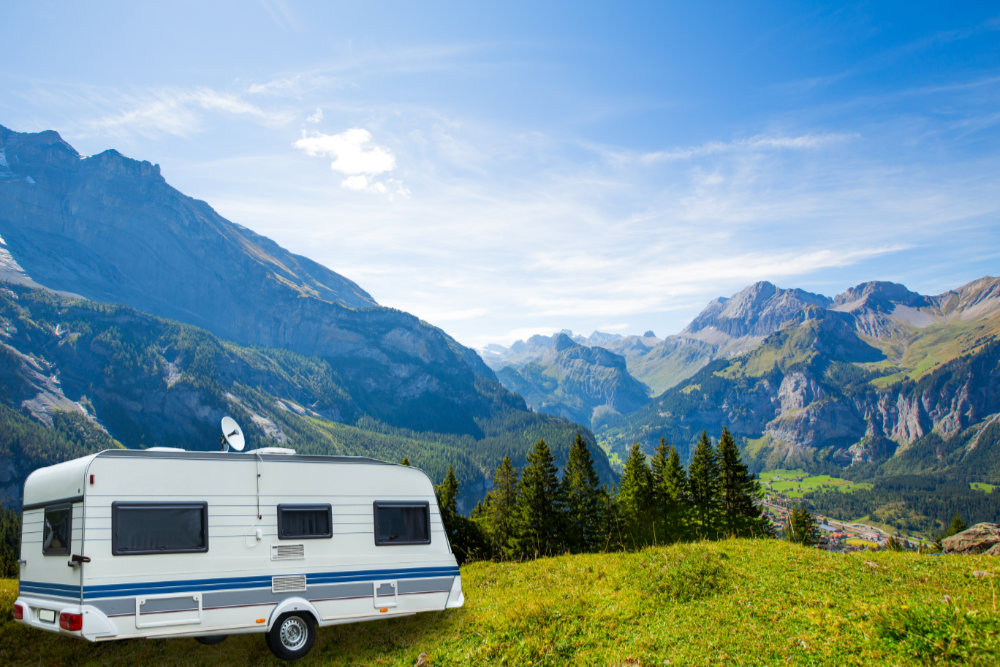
[14,596,116,641]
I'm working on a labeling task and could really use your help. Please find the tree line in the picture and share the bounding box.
[434,427,773,563]
[0,426,769,576]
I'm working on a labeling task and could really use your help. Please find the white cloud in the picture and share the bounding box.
[306,107,323,124]
[294,128,402,194]
[294,128,396,175]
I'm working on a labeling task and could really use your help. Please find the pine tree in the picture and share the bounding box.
[650,437,689,543]
[716,427,772,538]
[688,431,721,539]
[563,433,608,553]
[616,442,654,548]
[785,506,821,546]
[476,456,520,559]
[435,465,487,564]
[513,439,565,559]
[945,513,968,538]
[435,465,459,548]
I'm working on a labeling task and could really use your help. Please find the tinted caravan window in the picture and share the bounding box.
[42,504,72,555]
[277,504,332,539]
[112,502,208,555]
[373,502,430,545]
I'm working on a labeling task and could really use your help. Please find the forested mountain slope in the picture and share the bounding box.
[0,284,611,509]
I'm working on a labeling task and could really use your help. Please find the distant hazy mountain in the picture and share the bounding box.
[486,282,840,398]
[489,332,650,429]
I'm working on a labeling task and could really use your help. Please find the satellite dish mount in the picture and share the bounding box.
[220,416,246,452]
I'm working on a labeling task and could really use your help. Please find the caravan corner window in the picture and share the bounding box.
[373,501,431,545]
[112,502,208,555]
[277,504,332,539]
[42,504,72,555]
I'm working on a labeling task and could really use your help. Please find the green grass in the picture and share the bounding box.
[4,540,1000,665]
[971,482,996,493]
[760,469,873,499]
[864,311,1000,388]
[843,537,880,548]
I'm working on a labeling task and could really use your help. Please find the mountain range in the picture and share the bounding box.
[1,121,998,519]
[488,278,1000,482]
[0,124,614,509]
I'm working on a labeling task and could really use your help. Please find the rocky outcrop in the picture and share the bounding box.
[943,523,1000,555]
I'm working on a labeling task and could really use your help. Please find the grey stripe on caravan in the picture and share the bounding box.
[92,577,456,617]
[96,449,393,466]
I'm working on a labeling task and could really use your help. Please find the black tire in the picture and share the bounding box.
[265,612,316,661]
[194,634,228,645]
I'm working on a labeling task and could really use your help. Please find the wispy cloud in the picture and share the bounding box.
[639,132,856,164]
[84,87,293,138]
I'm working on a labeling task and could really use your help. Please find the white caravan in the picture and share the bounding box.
[13,426,464,661]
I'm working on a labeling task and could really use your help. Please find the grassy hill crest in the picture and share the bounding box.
[4,539,999,665]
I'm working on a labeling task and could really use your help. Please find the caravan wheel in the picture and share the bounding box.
[266,611,316,661]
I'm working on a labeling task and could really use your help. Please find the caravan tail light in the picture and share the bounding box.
[59,611,83,631]
[12,603,23,620]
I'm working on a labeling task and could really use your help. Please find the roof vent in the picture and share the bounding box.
[146,447,185,452]
[256,447,296,455]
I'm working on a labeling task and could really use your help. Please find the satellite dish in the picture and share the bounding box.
[220,416,245,452]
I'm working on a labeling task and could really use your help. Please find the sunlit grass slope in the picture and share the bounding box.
[3,539,999,665]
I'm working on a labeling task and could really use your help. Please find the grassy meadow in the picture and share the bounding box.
[760,469,873,499]
[3,539,1000,666]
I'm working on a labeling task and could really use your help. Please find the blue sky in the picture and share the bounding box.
[3,1,999,348]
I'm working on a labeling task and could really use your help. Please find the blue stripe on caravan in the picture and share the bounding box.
[67,566,460,600]
[308,567,458,585]
[18,581,80,597]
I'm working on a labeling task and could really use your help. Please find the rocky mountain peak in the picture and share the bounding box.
[832,281,930,313]
[683,281,832,339]
[85,149,162,181]
[0,125,80,180]
[554,332,577,351]
[936,276,1000,316]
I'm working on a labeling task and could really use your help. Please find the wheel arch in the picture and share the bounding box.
[267,597,320,631]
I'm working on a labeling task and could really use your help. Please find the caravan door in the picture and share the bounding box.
[18,499,85,624]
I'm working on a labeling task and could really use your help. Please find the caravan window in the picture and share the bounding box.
[112,502,208,555]
[373,501,431,545]
[277,504,332,539]
[42,504,72,555]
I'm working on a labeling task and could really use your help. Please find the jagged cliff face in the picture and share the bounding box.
[0,125,514,436]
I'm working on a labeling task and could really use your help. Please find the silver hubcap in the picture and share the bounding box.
[279,616,308,651]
